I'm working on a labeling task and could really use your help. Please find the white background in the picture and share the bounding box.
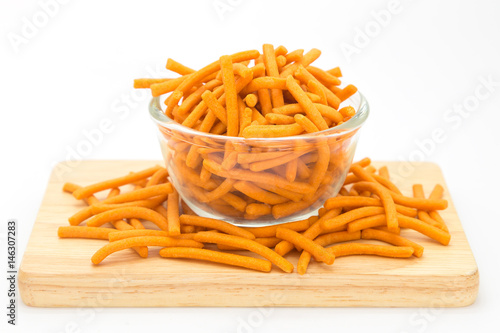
[1,0,500,332]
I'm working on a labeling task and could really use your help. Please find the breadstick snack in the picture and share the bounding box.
[144,44,368,224]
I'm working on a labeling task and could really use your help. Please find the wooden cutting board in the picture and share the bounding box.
[19,160,478,307]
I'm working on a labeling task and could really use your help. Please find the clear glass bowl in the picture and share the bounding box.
[149,92,369,227]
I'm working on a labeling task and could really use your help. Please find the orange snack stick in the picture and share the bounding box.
[335,84,358,102]
[159,247,272,273]
[194,232,294,273]
[181,225,197,233]
[371,174,403,195]
[276,55,287,68]
[347,213,450,245]
[201,90,227,125]
[321,206,385,231]
[296,158,311,179]
[361,228,424,258]
[108,229,170,242]
[307,80,327,105]
[165,90,183,117]
[72,165,162,200]
[91,236,203,264]
[339,106,356,118]
[304,92,322,103]
[255,182,303,202]
[347,214,387,232]
[365,165,377,173]
[58,226,116,240]
[179,215,255,239]
[244,94,258,108]
[166,58,195,75]
[428,185,448,232]
[254,237,282,248]
[306,66,341,85]
[412,184,447,231]
[220,192,247,212]
[251,108,268,124]
[253,57,273,115]
[339,187,349,196]
[280,48,321,78]
[352,157,371,167]
[326,67,342,77]
[150,75,189,97]
[350,182,398,231]
[68,206,95,226]
[232,63,252,78]
[220,55,239,136]
[167,188,181,236]
[276,227,335,264]
[285,158,298,182]
[429,184,444,199]
[202,178,236,202]
[239,107,253,136]
[222,151,238,170]
[245,203,272,216]
[233,181,289,205]
[263,44,285,108]
[86,207,169,231]
[349,188,359,196]
[349,164,378,184]
[257,88,272,115]
[241,123,304,138]
[307,144,330,192]
[265,113,295,125]
[275,45,288,56]
[240,77,288,94]
[90,195,168,215]
[327,243,414,258]
[200,166,212,183]
[284,49,304,64]
[134,78,171,89]
[294,114,320,133]
[100,183,173,204]
[398,214,451,246]
[128,217,145,230]
[297,231,361,274]
[146,168,169,186]
[378,166,390,180]
[285,75,328,131]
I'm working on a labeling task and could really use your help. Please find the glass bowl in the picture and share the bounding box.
[149,92,369,227]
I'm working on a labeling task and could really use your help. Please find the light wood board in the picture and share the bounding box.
[19,160,478,307]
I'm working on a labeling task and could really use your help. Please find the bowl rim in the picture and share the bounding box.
[149,91,369,142]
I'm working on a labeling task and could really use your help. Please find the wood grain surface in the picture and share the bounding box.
[18,160,478,307]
